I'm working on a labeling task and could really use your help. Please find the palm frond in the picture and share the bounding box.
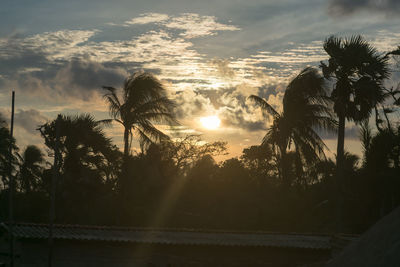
[248,95,280,119]
[97,119,114,128]
[133,97,176,113]
[140,112,180,126]
[103,87,122,120]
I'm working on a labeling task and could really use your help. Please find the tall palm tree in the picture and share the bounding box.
[320,35,390,173]
[250,67,336,187]
[103,72,178,157]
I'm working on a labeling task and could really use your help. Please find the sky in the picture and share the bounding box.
[0,0,399,159]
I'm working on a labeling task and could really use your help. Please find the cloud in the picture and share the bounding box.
[233,83,259,97]
[121,13,239,38]
[0,108,48,151]
[266,91,284,113]
[163,13,240,38]
[54,59,128,100]
[174,89,215,119]
[209,58,235,79]
[125,13,169,25]
[369,30,400,52]
[1,59,127,103]
[216,90,267,132]
[328,0,400,16]
[13,109,48,133]
[0,30,98,63]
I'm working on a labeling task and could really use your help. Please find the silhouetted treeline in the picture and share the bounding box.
[0,36,400,234]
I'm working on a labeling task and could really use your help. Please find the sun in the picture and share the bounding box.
[200,116,221,130]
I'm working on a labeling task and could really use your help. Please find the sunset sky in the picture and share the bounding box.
[1,0,399,159]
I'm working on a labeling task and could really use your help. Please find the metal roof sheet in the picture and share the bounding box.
[1,223,332,250]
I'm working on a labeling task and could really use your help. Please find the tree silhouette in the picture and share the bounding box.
[38,114,122,222]
[157,135,227,175]
[39,114,120,180]
[103,72,178,157]
[0,114,18,189]
[250,67,336,187]
[320,35,390,176]
[18,145,44,193]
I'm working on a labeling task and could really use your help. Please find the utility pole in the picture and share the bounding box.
[48,114,61,267]
[8,91,15,267]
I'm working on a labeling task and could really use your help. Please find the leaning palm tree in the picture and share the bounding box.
[250,67,336,187]
[103,72,178,157]
[320,35,390,174]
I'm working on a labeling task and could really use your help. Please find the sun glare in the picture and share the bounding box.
[200,116,221,130]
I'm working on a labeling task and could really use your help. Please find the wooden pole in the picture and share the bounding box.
[8,91,15,267]
[48,114,61,267]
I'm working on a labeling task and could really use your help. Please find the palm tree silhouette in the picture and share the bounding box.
[39,114,122,221]
[250,67,336,187]
[320,35,390,174]
[103,72,178,157]
[39,114,118,176]
[18,145,44,193]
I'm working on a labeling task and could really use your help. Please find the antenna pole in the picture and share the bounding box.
[8,91,15,267]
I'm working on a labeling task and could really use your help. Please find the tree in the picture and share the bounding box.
[241,144,278,181]
[39,114,122,223]
[0,114,18,190]
[18,145,45,193]
[157,135,227,175]
[103,72,178,157]
[39,114,121,182]
[320,35,390,175]
[249,67,336,187]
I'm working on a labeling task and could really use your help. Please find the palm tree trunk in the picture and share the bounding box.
[123,127,130,157]
[280,145,290,189]
[336,113,345,171]
[336,112,345,232]
[120,127,131,224]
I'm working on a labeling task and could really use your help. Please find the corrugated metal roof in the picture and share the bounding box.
[1,223,332,250]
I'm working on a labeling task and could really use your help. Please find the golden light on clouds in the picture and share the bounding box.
[200,115,221,130]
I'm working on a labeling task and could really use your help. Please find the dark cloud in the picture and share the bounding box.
[219,102,267,132]
[14,109,48,133]
[328,0,400,16]
[174,89,214,119]
[200,88,234,109]
[1,59,129,102]
[218,92,267,132]
[0,51,49,78]
[55,59,128,93]
[0,108,47,134]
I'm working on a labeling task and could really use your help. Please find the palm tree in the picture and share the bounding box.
[103,72,178,157]
[18,145,44,193]
[250,67,336,187]
[320,35,390,174]
[39,114,122,221]
[39,114,120,180]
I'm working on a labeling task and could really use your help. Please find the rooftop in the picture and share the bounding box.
[1,223,357,250]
